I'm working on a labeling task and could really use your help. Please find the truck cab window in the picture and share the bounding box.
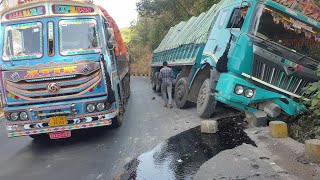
[227,7,249,29]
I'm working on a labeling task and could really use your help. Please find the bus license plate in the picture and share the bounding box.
[49,116,67,127]
[49,131,71,140]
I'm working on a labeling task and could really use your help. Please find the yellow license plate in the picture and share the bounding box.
[49,116,67,127]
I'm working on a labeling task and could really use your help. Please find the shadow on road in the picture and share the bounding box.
[27,126,116,150]
[118,118,256,180]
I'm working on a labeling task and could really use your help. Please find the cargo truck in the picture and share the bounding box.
[0,0,130,139]
[151,0,320,119]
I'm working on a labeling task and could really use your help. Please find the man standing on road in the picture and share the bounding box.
[159,62,174,108]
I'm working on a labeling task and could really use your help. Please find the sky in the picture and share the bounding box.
[94,0,138,28]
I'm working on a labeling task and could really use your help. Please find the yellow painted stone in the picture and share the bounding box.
[305,139,320,163]
[269,121,288,138]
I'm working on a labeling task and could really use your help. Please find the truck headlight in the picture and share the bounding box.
[10,112,19,121]
[87,104,96,113]
[20,112,28,121]
[244,89,255,98]
[235,85,244,95]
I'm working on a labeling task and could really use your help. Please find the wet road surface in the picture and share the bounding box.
[0,77,204,180]
[119,119,255,180]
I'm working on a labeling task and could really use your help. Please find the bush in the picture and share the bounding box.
[303,64,320,122]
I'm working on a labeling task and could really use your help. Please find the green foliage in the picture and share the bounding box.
[303,64,320,118]
[121,0,221,74]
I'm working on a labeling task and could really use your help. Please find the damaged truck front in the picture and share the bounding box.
[151,0,320,120]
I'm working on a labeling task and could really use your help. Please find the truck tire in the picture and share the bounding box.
[124,75,131,101]
[175,77,191,109]
[197,78,217,118]
[112,100,124,128]
[152,73,157,90]
[155,72,161,93]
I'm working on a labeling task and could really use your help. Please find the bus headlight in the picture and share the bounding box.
[87,104,96,113]
[20,112,28,121]
[96,103,105,111]
[10,112,19,121]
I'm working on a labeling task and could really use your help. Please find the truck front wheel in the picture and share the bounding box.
[175,77,191,109]
[197,78,217,118]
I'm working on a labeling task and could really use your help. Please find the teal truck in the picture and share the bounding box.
[151,0,320,119]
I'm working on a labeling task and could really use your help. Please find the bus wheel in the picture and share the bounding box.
[155,72,161,93]
[112,101,124,128]
[175,77,191,109]
[197,78,217,118]
[125,76,131,100]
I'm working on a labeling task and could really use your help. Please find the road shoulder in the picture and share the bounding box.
[195,127,320,180]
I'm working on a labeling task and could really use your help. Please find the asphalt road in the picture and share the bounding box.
[0,77,202,180]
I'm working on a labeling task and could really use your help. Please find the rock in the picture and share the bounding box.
[269,121,288,138]
[305,139,320,163]
[252,111,268,127]
[201,120,218,134]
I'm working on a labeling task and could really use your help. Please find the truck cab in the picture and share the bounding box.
[151,0,319,120]
[0,0,130,138]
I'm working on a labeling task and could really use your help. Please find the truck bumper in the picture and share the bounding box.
[3,96,118,138]
[214,73,305,116]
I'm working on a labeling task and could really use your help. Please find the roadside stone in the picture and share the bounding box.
[305,139,320,163]
[252,111,268,127]
[201,120,218,134]
[269,121,288,138]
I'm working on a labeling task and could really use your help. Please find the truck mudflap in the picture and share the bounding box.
[6,111,118,138]
[214,73,306,116]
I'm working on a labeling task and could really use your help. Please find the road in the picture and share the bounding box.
[0,77,202,180]
[0,77,318,180]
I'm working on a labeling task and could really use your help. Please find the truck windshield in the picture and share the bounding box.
[59,19,101,56]
[2,22,43,61]
[252,6,320,61]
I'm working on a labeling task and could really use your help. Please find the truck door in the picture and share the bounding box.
[205,5,249,66]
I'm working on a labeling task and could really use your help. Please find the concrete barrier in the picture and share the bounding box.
[201,120,218,134]
[269,121,288,138]
[305,139,320,163]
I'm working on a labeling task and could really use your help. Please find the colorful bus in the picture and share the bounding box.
[0,0,130,139]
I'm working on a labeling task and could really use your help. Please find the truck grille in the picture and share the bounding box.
[252,60,313,98]
[5,69,102,101]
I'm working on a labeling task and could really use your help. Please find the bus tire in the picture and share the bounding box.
[175,77,191,109]
[197,78,217,118]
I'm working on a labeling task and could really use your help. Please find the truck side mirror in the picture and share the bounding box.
[107,28,116,50]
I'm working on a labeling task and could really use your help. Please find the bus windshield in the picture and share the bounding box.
[2,22,43,61]
[59,19,101,56]
[252,6,320,62]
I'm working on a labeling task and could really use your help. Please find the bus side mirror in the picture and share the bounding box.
[107,28,116,50]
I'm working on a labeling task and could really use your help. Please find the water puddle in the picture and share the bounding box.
[119,119,255,180]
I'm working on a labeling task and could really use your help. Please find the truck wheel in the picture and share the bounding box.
[112,101,124,128]
[155,72,161,93]
[175,77,191,109]
[152,73,157,90]
[125,76,131,100]
[197,78,217,118]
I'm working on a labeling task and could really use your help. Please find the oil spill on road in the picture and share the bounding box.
[119,119,255,180]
